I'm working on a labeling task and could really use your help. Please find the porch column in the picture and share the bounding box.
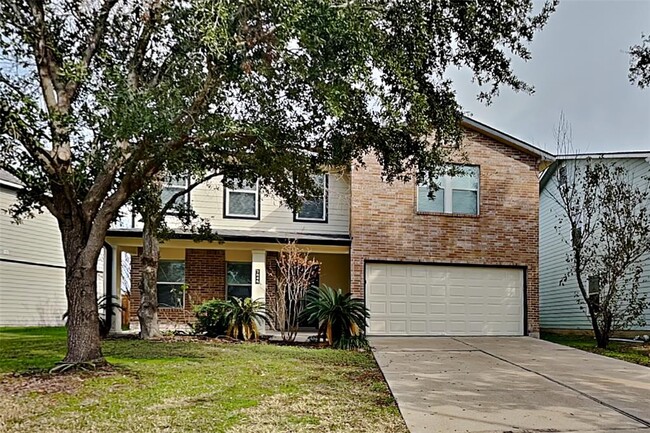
[251,250,266,333]
[111,247,122,333]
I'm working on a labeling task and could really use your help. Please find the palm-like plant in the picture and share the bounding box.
[224,297,267,341]
[302,286,370,346]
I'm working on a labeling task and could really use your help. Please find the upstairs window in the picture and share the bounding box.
[417,165,480,215]
[295,174,328,222]
[225,180,260,219]
[161,176,189,213]
[157,260,185,308]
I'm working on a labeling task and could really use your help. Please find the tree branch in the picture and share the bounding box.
[160,171,222,215]
[64,0,119,103]
[26,0,61,111]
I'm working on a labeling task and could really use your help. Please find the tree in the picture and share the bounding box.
[0,0,556,364]
[130,169,220,339]
[268,242,320,342]
[547,118,650,348]
[629,34,650,88]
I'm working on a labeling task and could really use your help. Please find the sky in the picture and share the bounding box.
[448,0,650,154]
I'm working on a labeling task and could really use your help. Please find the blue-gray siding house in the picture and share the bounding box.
[539,152,650,331]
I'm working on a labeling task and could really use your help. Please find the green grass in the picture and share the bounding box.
[0,327,406,433]
[542,332,650,367]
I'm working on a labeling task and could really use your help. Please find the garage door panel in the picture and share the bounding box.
[409,320,427,333]
[368,282,387,296]
[366,263,524,336]
[388,320,407,333]
[369,301,387,314]
[410,302,427,314]
[410,284,427,296]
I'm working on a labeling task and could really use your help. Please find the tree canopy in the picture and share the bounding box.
[629,34,650,89]
[0,0,556,363]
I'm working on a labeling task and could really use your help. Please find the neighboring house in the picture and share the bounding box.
[539,152,650,332]
[108,117,553,337]
[0,170,105,326]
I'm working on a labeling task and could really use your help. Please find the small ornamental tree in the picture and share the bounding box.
[268,242,320,342]
[1,0,556,364]
[547,118,650,348]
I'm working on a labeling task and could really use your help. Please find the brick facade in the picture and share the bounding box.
[265,251,279,306]
[350,129,541,334]
[129,248,226,324]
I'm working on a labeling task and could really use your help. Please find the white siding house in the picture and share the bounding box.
[129,170,351,236]
[0,171,105,326]
[539,153,650,331]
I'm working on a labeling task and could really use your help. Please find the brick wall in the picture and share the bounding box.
[350,129,541,334]
[129,248,226,324]
[265,251,279,328]
[265,251,279,306]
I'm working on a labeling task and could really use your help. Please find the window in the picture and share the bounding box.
[225,180,259,219]
[295,174,328,222]
[588,275,600,305]
[417,165,479,215]
[157,261,185,308]
[161,176,189,213]
[227,262,252,299]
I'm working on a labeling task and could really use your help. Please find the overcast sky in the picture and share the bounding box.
[449,0,650,154]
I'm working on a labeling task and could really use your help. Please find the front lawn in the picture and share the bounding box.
[542,332,650,367]
[0,327,406,433]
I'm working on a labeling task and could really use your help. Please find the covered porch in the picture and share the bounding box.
[105,230,351,332]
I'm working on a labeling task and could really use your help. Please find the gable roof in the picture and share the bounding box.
[539,151,650,191]
[462,116,555,162]
[0,170,22,190]
[554,151,650,160]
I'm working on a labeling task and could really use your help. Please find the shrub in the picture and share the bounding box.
[302,286,370,348]
[225,297,268,341]
[193,297,268,341]
[333,335,370,351]
[193,299,231,337]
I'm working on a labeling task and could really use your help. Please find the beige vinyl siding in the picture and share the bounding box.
[148,171,351,235]
[1,186,105,326]
[1,189,65,266]
[539,157,650,330]
[0,261,67,326]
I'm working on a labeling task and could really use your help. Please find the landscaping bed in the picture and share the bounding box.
[542,332,650,367]
[0,327,406,433]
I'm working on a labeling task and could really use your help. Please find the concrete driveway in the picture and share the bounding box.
[372,337,650,433]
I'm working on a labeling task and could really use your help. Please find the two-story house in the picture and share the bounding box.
[0,170,105,326]
[106,117,553,337]
[539,152,650,333]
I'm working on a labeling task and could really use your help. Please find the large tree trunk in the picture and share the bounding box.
[61,222,105,364]
[138,215,162,339]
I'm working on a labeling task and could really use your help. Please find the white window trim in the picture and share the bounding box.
[157,260,185,308]
[295,174,328,222]
[417,166,480,215]
[225,180,260,219]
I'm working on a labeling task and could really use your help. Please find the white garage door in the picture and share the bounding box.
[366,263,524,336]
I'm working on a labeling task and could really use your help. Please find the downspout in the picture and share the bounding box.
[103,242,114,336]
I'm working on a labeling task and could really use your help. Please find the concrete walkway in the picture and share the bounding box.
[372,337,650,433]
